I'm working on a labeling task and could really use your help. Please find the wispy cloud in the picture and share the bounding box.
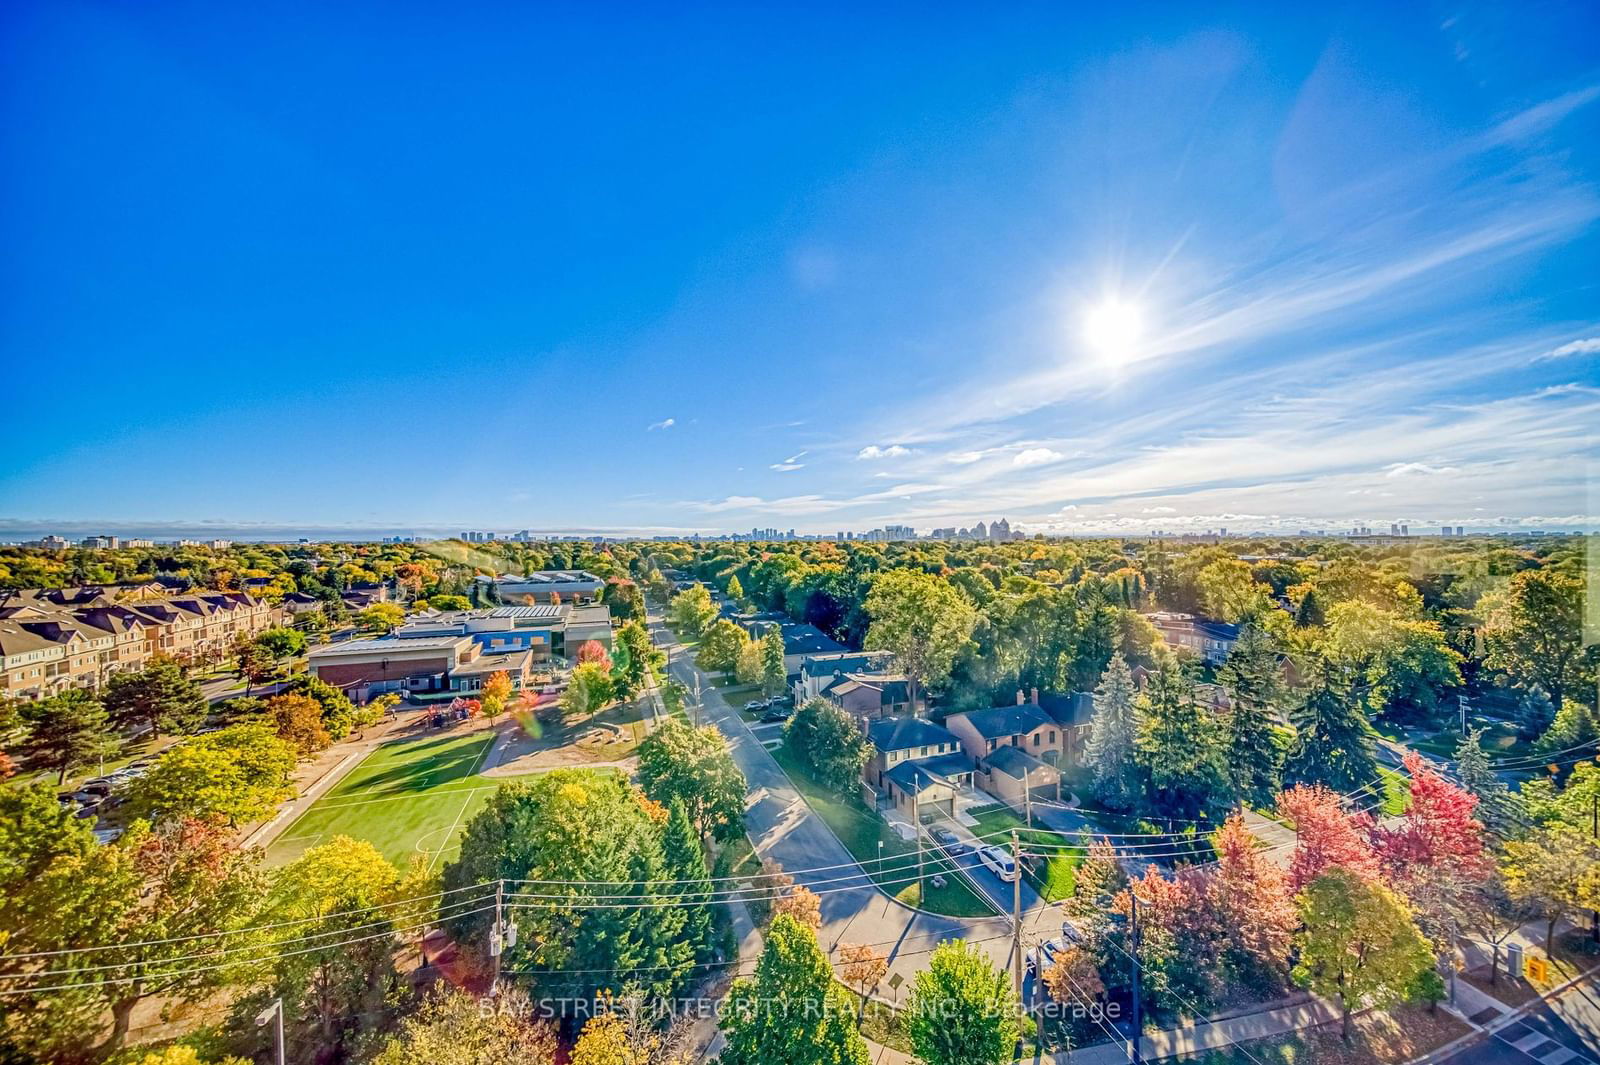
[1384,462,1459,477]
[770,450,808,472]
[647,417,676,431]
[1537,337,1600,361]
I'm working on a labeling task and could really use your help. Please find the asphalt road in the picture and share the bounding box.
[649,614,1023,992]
[1435,973,1600,1065]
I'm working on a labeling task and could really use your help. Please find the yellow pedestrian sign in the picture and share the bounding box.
[1525,956,1549,983]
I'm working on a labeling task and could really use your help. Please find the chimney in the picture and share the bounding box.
[1016,689,1025,705]
[1030,687,1039,705]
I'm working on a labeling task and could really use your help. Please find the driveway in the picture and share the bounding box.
[649,615,1019,990]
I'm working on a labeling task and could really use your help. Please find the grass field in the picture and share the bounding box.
[265,730,500,870]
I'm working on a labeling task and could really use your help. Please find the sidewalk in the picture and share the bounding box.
[1059,995,1341,1064]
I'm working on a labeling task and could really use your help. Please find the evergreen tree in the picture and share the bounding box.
[1516,685,1556,742]
[1136,658,1228,823]
[1453,727,1512,830]
[1085,653,1141,810]
[1216,626,1288,807]
[663,799,715,967]
[1283,660,1378,793]
[1294,587,1326,627]
[719,915,868,1065]
[102,661,206,739]
[1538,698,1599,754]
[21,690,119,784]
[760,628,787,697]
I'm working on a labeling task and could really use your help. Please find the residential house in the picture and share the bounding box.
[793,651,895,704]
[1143,611,1241,665]
[820,672,912,722]
[863,717,973,821]
[943,698,1064,804]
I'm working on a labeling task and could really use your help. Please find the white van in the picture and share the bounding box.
[978,845,1017,882]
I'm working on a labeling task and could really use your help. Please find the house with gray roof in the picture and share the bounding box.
[863,716,973,820]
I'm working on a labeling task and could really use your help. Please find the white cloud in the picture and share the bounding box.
[948,451,986,465]
[857,445,911,460]
[1141,505,1177,514]
[1013,448,1064,468]
[1539,337,1600,360]
[647,417,675,431]
[770,450,808,472]
[1384,462,1459,477]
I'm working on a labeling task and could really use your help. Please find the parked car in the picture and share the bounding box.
[92,826,125,845]
[1025,938,1067,976]
[74,800,103,819]
[743,699,769,713]
[978,845,1018,882]
[931,827,961,849]
[760,706,793,723]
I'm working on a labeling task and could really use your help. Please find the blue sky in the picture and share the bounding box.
[2,2,1597,537]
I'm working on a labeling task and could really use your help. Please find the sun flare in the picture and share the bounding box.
[1082,299,1144,364]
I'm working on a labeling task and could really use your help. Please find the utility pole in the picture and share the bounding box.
[491,879,504,993]
[254,998,284,1065]
[1024,773,1033,828]
[1011,829,1023,1003]
[914,775,925,898]
[1129,891,1142,1065]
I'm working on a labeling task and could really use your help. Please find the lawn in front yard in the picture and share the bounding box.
[964,804,1082,902]
[768,743,995,918]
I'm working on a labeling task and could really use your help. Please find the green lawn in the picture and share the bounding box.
[964,804,1082,902]
[265,731,500,869]
[1373,765,1411,817]
[768,744,995,918]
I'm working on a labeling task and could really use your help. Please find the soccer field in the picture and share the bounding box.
[265,730,501,870]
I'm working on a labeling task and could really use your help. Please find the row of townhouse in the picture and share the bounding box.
[0,586,284,699]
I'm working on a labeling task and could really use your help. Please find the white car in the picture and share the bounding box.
[978,845,1018,882]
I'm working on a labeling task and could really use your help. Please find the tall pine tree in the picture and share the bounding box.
[1216,627,1288,807]
[1283,659,1377,794]
[1085,653,1141,811]
[1136,658,1228,824]
[662,799,715,968]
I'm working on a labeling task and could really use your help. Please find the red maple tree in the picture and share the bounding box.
[1371,751,1491,881]
[1277,783,1380,892]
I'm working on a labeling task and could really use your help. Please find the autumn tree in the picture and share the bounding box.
[129,723,296,826]
[1293,868,1437,1039]
[1501,825,1600,956]
[480,669,513,721]
[1277,784,1379,892]
[577,640,613,670]
[773,884,823,931]
[1210,813,1298,992]
[1484,568,1584,711]
[839,942,889,1002]
[561,662,615,718]
[696,619,748,679]
[636,717,747,841]
[372,986,556,1065]
[1459,871,1541,986]
[907,938,1022,1065]
[726,574,746,603]
[266,692,332,757]
[21,689,118,784]
[1084,653,1142,811]
[719,914,868,1065]
[358,601,405,633]
[864,569,977,714]
[668,584,718,638]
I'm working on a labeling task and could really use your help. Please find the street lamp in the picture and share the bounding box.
[255,998,284,1065]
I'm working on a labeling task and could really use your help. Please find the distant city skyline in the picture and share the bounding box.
[2,6,1596,534]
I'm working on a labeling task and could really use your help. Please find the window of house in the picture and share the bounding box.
[1032,733,1040,747]
[919,745,928,757]
[1049,730,1057,743]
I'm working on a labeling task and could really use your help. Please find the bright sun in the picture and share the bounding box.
[1081,299,1144,363]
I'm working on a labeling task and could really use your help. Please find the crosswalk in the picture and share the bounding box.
[1493,1021,1598,1065]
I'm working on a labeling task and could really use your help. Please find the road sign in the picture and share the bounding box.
[1525,956,1550,983]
